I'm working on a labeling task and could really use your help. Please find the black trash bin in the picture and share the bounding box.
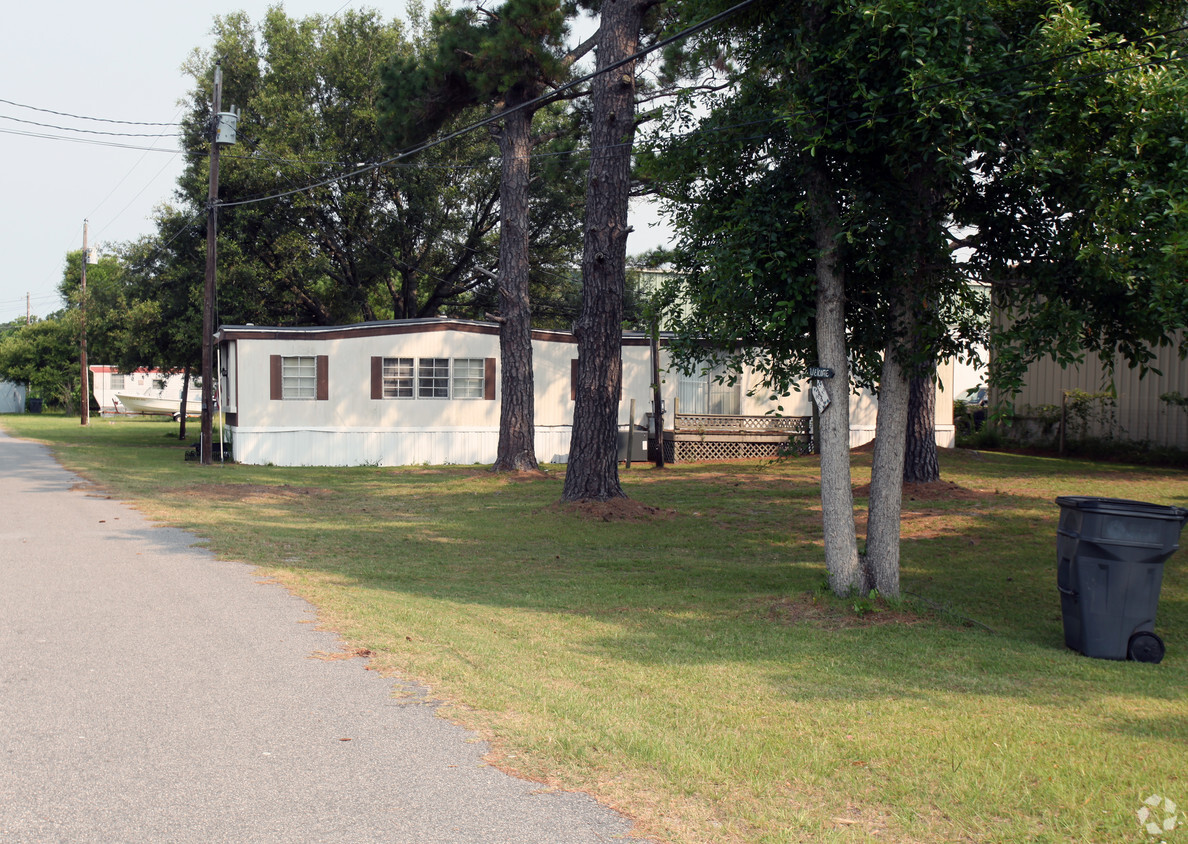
[1056,496,1187,662]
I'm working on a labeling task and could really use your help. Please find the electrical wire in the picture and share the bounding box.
[6,28,1182,171]
[0,125,183,152]
[0,113,181,138]
[216,0,765,210]
[217,27,1188,211]
[88,107,190,243]
[11,4,1184,324]
[0,97,182,126]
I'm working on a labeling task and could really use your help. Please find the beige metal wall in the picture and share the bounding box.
[1005,332,1188,449]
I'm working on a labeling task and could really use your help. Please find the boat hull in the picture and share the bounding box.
[114,392,202,417]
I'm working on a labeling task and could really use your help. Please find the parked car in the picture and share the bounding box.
[955,385,988,435]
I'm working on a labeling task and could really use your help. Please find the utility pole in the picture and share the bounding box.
[26,293,30,325]
[650,323,665,468]
[80,220,90,427]
[201,63,231,465]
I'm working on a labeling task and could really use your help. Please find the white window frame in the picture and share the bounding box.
[418,358,451,399]
[282,356,318,400]
[382,357,415,399]
[451,358,486,400]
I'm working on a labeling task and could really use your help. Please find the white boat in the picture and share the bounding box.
[114,392,203,418]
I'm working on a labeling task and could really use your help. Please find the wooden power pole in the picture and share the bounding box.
[201,63,224,465]
[80,220,90,427]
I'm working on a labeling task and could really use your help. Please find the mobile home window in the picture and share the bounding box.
[678,362,741,415]
[373,356,493,401]
[110,372,125,390]
[418,358,450,398]
[282,356,318,400]
[452,358,486,399]
[382,357,414,398]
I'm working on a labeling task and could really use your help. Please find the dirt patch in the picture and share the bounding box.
[551,497,678,522]
[181,483,332,503]
[308,647,375,661]
[762,592,928,630]
[495,469,556,482]
[852,479,992,502]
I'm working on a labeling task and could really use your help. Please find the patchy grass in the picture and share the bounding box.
[4,414,1187,843]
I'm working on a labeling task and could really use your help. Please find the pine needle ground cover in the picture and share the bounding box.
[4,416,1185,843]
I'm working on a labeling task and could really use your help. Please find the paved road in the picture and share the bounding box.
[0,428,637,843]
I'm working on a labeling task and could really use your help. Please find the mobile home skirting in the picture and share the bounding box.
[228,425,577,467]
[228,423,955,466]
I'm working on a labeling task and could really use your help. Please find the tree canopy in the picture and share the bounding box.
[176,8,513,327]
[649,0,1188,595]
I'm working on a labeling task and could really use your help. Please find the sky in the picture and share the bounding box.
[0,0,671,327]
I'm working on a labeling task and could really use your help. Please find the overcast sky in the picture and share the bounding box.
[0,0,670,327]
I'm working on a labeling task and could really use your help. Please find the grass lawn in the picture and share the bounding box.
[3,414,1186,843]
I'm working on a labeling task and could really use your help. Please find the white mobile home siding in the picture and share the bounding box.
[217,319,954,467]
[220,321,587,467]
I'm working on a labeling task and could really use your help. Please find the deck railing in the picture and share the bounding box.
[672,413,811,434]
[645,412,813,462]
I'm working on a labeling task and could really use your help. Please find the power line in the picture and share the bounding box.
[0,125,183,152]
[0,97,182,126]
[7,17,1181,175]
[213,10,1188,213]
[10,1,1183,320]
[0,112,181,138]
[216,0,765,210]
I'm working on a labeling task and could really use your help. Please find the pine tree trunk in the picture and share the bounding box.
[903,370,940,483]
[562,0,647,502]
[492,103,539,472]
[806,163,861,596]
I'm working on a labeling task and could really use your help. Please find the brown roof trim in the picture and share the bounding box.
[215,318,656,347]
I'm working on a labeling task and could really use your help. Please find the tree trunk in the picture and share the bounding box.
[492,102,539,472]
[865,309,914,600]
[178,363,191,441]
[903,370,940,483]
[901,168,943,485]
[806,162,861,596]
[562,0,648,502]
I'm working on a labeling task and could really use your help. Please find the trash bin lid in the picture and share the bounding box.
[1056,496,1188,522]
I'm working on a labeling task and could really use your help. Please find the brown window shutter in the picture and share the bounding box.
[316,355,329,401]
[270,355,282,400]
[484,358,496,400]
[371,357,383,400]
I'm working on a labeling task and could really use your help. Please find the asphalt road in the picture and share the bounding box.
[0,428,638,843]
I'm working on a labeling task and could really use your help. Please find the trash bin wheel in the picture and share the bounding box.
[1127,632,1165,664]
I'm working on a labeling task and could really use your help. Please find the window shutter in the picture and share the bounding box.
[270,355,282,400]
[316,355,329,401]
[371,357,383,400]
[484,358,496,400]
